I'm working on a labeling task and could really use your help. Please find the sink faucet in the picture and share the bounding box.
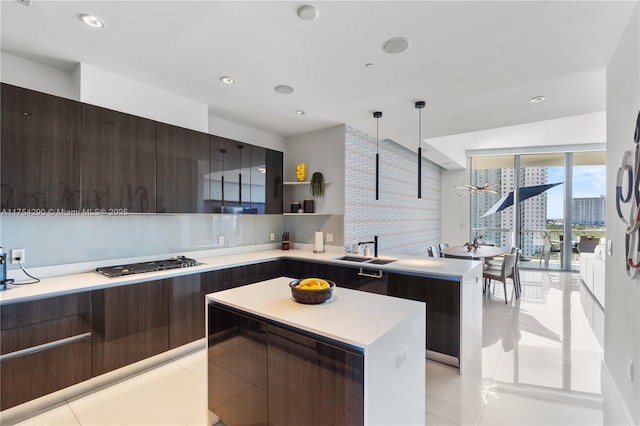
[357,235,378,257]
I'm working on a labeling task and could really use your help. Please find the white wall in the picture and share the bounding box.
[283,125,346,246]
[603,3,640,424]
[1,52,79,100]
[441,168,471,246]
[208,115,284,151]
[285,125,346,215]
[79,63,208,132]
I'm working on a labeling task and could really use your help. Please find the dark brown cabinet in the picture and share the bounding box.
[0,292,91,410]
[156,123,210,213]
[208,303,364,426]
[1,83,81,210]
[168,274,205,350]
[81,104,156,212]
[91,280,169,376]
[283,259,388,295]
[264,148,283,214]
[388,273,460,358]
[210,136,245,213]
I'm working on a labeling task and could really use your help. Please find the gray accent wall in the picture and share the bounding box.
[344,126,442,256]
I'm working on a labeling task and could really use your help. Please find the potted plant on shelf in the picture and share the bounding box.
[310,171,325,197]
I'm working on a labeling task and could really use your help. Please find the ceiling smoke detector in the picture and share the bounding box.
[297,5,319,21]
[530,96,546,103]
[274,85,295,95]
[382,37,410,54]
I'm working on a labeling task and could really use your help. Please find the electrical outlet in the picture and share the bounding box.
[11,248,25,264]
[218,236,225,246]
[326,233,334,243]
[607,240,613,256]
[270,232,275,241]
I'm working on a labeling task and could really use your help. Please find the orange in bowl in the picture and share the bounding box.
[289,278,336,304]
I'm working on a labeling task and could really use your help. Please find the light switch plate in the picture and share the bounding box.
[607,240,612,256]
[326,233,334,243]
[218,236,225,246]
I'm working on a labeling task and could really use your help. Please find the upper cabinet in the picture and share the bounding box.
[1,83,81,210]
[265,149,283,214]
[156,123,210,213]
[1,85,283,214]
[81,104,156,213]
[210,136,253,213]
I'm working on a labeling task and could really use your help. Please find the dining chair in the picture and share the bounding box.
[577,236,600,254]
[438,243,449,257]
[427,246,440,258]
[539,235,561,268]
[483,253,517,304]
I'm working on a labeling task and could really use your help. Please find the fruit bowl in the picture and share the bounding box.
[289,278,336,304]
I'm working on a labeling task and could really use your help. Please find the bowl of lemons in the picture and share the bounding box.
[289,278,336,304]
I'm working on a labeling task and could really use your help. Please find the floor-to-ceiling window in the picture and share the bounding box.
[471,151,606,271]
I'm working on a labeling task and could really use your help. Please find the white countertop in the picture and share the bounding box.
[0,247,481,305]
[207,277,426,349]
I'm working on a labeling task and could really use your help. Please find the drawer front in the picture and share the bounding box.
[0,336,91,410]
[0,292,91,355]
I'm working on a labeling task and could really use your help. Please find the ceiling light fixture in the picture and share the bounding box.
[274,85,294,95]
[80,14,104,28]
[365,63,374,68]
[415,100,426,199]
[220,76,235,84]
[297,5,319,21]
[373,111,383,200]
[382,37,410,54]
[295,110,306,115]
[530,96,546,103]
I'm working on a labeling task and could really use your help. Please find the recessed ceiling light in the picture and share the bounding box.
[274,85,295,95]
[296,110,306,115]
[530,96,546,103]
[382,37,410,54]
[220,76,235,84]
[80,14,104,28]
[297,5,319,21]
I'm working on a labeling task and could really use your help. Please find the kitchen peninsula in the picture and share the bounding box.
[206,277,426,425]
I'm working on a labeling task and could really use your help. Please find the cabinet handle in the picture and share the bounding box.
[357,268,383,279]
[0,332,91,362]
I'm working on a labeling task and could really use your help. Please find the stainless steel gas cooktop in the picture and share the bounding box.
[96,256,198,277]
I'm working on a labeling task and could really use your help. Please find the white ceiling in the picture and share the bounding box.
[1,1,636,167]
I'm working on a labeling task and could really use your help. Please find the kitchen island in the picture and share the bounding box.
[206,277,426,426]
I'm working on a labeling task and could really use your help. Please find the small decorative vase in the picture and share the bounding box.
[295,163,305,182]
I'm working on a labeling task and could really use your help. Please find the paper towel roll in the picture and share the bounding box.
[314,231,324,253]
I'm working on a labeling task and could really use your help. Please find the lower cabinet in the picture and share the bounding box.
[207,303,364,426]
[388,273,461,359]
[91,280,169,376]
[283,259,387,295]
[0,293,92,410]
[168,274,205,350]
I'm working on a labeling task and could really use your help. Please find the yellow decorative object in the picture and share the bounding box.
[295,162,306,181]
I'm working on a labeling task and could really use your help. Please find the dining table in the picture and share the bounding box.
[441,245,506,261]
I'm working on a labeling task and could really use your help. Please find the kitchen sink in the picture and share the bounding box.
[366,258,397,265]
[336,256,397,265]
[336,255,371,262]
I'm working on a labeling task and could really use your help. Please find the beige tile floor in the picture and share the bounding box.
[12,270,603,426]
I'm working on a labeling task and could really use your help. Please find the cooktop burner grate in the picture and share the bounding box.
[96,256,198,277]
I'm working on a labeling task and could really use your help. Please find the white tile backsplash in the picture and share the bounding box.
[345,126,442,256]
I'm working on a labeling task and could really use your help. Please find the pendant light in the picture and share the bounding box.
[373,111,382,200]
[220,149,226,207]
[415,101,425,198]
[237,145,244,205]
